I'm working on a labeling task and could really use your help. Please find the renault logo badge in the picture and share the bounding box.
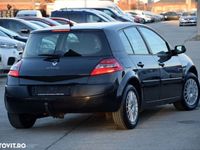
[52,61,58,66]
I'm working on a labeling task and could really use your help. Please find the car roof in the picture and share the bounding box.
[54,9,104,13]
[32,22,139,33]
[19,17,61,26]
[52,9,115,22]
[0,18,42,29]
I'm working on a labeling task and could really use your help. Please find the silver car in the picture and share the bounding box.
[179,12,197,26]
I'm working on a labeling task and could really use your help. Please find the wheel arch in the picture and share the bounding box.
[117,71,142,108]
[186,66,198,78]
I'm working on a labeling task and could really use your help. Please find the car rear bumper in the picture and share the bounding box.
[179,21,197,26]
[5,84,121,114]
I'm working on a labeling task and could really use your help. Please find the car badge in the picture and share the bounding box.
[52,61,58,66]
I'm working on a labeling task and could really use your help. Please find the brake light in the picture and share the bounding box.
[8,61,22,77]
[52,29,70,32]
[90,58,123,76]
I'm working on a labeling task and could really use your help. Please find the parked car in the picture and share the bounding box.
[0,26,28,42]
[0,18,42,37]
[179,12,197,26]
[160,11,179,20]
[19,17,61,26]
[5,22,199,129]
[49,17,76,25]
[30,20,50,28]
[125,10,153,23]
[144,11,164,22]
[54,0,128,18]
[51,9,116,23]
[0,36,24,71]
[16,10,43,17]
[61,7,134,22]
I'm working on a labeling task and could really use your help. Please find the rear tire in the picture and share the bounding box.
[141,19,145,24]
[8,113,36,129]
[112,85,139,129]
[174,73,200,110]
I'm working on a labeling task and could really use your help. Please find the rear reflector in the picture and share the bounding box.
[8,61,22,77]
[8,70,19,77]
[52,29,70,32]
[90,58,123,76]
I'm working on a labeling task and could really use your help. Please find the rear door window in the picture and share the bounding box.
[124,27,149,55]
[23,30,111,57]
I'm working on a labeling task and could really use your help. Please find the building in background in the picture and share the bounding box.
[151,0,197,13]
[0,0,55,17]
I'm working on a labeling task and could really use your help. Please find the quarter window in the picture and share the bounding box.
[119,31,133,54]
[124,27,149,55]
[139,27,169,54]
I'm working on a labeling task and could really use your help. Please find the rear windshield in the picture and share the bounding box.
[23,30,111,57]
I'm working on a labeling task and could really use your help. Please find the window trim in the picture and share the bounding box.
[123,26,151,55]
[118,29,134,55]
[136,25,171,56]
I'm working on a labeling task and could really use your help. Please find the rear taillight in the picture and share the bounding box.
[8,61,22,77]
[90,58,123,76]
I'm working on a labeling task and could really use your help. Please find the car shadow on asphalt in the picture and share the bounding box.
[24,104,181,132]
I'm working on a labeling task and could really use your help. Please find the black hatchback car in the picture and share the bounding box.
[5,22,199,129]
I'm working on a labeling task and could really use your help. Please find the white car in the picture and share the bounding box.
[0,36,25,71]
[16,10,43,17]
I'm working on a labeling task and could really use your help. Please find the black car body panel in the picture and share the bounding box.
[5,22,198,117]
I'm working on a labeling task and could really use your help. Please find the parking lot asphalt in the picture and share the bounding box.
[0,21,200,150]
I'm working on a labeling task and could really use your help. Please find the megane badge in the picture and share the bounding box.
[52,61,58,66]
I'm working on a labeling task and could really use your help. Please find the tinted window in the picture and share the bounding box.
[101,9,116,18]
[0,20,9,28]
[124,27,149,55]
[0,31,8,37]
[54,20,67,25]
[87,14,103,22]
[119,31,133,54]
[10,21,31,32]
[139,27,168,54]
[68,13,85,23]
[0,20,32,33]
[24,30,111,57]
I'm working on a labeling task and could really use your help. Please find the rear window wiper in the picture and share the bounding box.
[38,54,62,62]
[38,54,61,58]
[64,49,82,57]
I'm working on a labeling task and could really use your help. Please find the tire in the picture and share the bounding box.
[141,19,145,24]
[112,85,139,129]
[174,73,200,111]
[8,113,36,129]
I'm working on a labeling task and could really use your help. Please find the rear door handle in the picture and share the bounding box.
[137,62,144,68]
[159,62,165,67]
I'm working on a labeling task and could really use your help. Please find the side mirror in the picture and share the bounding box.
[20,29,30,34]
[157,51,169,58]
[172,45,186,55]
